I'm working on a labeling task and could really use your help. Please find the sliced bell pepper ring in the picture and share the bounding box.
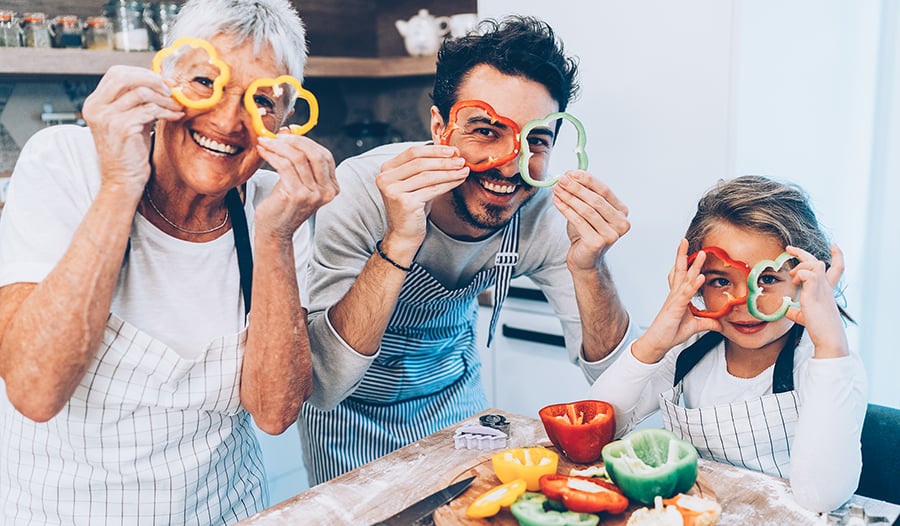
[686,246,751,319]
[663,493,722,526]
[537,474,629,514]
[492,447,559,491]
[747,251,800,322]
[438,99,521,171]
[538,400,616,464]
[243,75,319,139]
[600,428,698,506]
[465,478,528,519]
[518,111,588,188]
[510,492,600,526]
[151,37,231,110]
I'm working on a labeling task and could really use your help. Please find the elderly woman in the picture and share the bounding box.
[0,0,336,523]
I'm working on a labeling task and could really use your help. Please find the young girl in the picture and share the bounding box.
[589,176,867,513]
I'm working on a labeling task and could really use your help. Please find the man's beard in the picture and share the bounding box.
[449,170,536,231]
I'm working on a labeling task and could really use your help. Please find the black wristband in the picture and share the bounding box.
[375,239,412,272]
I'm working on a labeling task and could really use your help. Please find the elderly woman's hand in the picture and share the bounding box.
[82,65,185,197]
[254,133,339,237]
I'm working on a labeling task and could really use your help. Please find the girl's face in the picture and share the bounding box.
[698,222,798,355]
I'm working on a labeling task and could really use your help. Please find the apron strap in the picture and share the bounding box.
[226,187,253,318]
[486,212,520,347]
[673,324,804,393]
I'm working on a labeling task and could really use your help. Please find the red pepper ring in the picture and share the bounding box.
[538,474,630,514]
[518,111,589,188]
[151,37,231,110]
[438,99,521,171]
[243,75,319,139]
[686,246,751,319]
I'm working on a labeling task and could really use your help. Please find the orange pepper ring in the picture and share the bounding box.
[151,37,231,110]
[243,76,319,139]
[439,99,521,171]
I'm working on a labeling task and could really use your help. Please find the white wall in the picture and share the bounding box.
[478,0,898,407]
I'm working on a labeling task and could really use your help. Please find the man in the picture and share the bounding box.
[300,16,634,484]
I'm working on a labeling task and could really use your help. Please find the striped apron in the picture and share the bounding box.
[301,214,521,484]
[0,188,267,525]
[659,325,804,478]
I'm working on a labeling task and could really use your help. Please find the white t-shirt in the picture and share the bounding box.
[0,125,310,358]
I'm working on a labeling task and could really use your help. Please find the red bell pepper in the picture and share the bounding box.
[538,474,629,514]
[686,246,751,319]
[438,99,521,171]
[538,400,616,464]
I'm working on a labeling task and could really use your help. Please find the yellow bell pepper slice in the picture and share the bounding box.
[491,447,559,491]
[151,37,230,110]
[243,75,319,139]
[465,478,528,519]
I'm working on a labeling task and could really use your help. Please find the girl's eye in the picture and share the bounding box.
[758,274,779,286]
[709,277,730,288]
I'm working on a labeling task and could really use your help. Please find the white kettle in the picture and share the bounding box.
[395,9,450,57]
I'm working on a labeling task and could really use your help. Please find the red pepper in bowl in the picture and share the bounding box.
[538,400,616,464]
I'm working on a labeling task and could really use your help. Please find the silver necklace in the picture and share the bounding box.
[144,187,229,235]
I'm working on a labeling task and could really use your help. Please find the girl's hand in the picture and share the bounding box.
[784,244,849,359]
[631,239,722,364]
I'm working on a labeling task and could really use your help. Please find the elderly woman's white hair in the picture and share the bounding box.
[167,0,308,81]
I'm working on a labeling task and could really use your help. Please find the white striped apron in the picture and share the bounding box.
[0,187,267,525]
[300,214,520,484]
[658,326,803,478]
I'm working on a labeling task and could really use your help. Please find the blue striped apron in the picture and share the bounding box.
[300,214,520,484]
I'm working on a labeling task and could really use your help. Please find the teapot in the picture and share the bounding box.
[395,9,449,57]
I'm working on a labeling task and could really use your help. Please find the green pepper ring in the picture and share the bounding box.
[747,251,801,322]
[518,111,588,188]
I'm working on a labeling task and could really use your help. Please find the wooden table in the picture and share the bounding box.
[238,409,899,525]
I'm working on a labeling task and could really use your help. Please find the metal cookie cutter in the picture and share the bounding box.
[479,414,510,434]
[826,504,891,525]
[454,424,508,450]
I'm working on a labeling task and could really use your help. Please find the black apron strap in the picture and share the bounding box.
[673,324,804,392]
[226,187,253,317]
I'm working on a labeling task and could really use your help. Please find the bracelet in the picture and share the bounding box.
[375,239,412,272]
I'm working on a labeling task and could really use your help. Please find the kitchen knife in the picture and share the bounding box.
[371,475,476,526]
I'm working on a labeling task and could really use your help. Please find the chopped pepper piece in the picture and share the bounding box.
[510,492,600,526]
[518,111,588,188]
[243,75,319,139]
[438,99,521,171]
[538,474,629,514]
[746,251,800,322]
[465,478,528,519]
[492,447,559,491]
[663,493,722,526]
[601,428,698,506]
[686,246,751,319]
[151,37,231,110]
[539,400,616,464]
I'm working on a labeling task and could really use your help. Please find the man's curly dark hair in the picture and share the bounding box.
[432,16,580,120]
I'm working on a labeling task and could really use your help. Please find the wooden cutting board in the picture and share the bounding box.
[432,445,718,525]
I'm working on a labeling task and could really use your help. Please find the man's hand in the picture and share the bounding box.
[551,170,630,271]
[375,144,469,264]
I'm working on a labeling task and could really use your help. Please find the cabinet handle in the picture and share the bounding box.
[501,324,565,348]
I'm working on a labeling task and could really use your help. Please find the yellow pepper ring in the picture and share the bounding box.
[243,75,319,139]
[151,37,231,110]
[519,111,589,188]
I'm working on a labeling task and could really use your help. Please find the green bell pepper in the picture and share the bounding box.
[510,492,600,526]
[600,428,698,505]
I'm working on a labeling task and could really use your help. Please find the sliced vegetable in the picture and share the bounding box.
[465,478,528,519]
[663,493,722,526]
[510,492,600,526]
[538,474,629,514]
[601,428,698,506]
[539,400,616,464]
[747,251,800,322]
[492,447,559,491]
[625,496,683,526]
[686,246,750,319]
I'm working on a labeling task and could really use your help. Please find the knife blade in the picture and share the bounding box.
[371,475,476,526]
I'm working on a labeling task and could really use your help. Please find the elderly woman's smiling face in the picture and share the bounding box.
[155,33,288,196]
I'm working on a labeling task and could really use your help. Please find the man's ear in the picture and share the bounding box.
[430,105,446,144]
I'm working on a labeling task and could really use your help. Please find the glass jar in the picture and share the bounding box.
[145,1,181,50]
[84,16,114,50]
[105,0,151,51]
[52,15,83,48]
[0,10,22,47]
[22,12,52,48]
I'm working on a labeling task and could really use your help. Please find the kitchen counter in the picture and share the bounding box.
[237,409,900,525]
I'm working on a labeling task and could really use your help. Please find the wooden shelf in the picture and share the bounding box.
[0,48,437,79]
